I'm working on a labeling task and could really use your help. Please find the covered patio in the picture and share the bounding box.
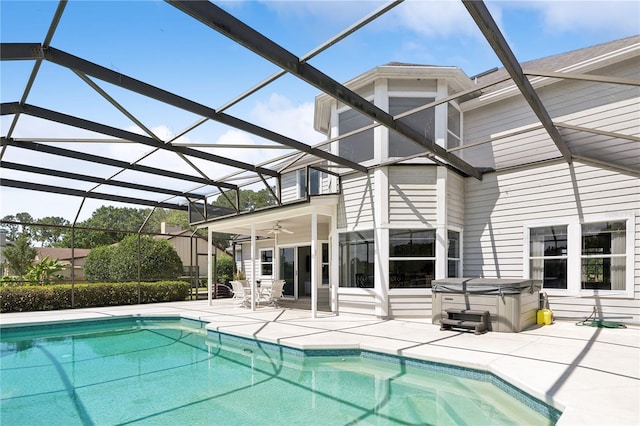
[204,195,339,318]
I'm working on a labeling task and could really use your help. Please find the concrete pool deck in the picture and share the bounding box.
[1,299,638,425]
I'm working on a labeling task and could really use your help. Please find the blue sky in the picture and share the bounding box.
[1,0,639,223]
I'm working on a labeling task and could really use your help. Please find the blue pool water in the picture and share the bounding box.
[1,317,559,425]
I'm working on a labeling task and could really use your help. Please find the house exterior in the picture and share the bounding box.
[157,222,228,282]
[202,36,639,324]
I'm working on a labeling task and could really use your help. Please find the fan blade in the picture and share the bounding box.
[281,228,294,234]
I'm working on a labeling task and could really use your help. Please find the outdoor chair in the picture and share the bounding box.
[260,279,285,307]
[230,280,250,307]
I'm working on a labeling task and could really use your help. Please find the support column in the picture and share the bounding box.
[330,204,339,313]
[208,226,213,305]
[436,167,448,280]
[374,167,389,318]
[311,212,318,318]
[251,224,256,311]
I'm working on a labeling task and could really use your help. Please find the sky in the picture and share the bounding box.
[1,0,639,224]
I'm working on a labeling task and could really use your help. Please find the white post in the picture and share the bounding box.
[311,212,318,318]
[436,167,448,280]
[251,224,256,311]
[208,226,213,305]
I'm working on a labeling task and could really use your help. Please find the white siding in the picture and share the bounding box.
[464,161,640,323]
[447,170,465,228]
[338,172,375,229]
[462,57,640,170]
[337,289,376,315]
[388,166,438,225]
[388,292,432,318]
[280,170,299,203]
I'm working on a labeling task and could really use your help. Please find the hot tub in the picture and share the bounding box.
[432,278,541,332]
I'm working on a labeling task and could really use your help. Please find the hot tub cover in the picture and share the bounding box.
[432,278,541,295]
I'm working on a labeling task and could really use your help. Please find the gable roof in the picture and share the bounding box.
[36,247,91,262]
[474,35,640,95]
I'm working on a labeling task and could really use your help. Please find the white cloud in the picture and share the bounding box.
[251,93,325,145]
[393,0,489,39]
[257,0,383,22]
[513,1,639,36]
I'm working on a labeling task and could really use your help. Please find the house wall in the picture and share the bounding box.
[462,57,639,170]
[168,236,218,277]
[447,170,465,229]
[388,166,438,225]
[464,161,640,324]
[281,171,298,203]
[337,172,375,229]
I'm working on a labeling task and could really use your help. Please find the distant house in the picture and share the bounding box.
[202,35,640,324]
[156,223,228,281]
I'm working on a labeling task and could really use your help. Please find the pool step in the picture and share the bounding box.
[440,309,490,335]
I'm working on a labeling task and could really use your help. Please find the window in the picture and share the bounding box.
[260,249,273,277]
[529,226,568,289]
[389,97,435,158]
[338,109,374,163]
[526,217,631,295]
[447,230,460,278]
[389,229,435,289]
[297,169,306,199]
[447,102,461,149]
[321,243,329,285]
[339,231,374,288]
[581,221,626,290]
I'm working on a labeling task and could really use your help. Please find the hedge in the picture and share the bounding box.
[0,281,190,313]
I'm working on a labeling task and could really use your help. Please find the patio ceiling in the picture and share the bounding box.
[1,0,638,222]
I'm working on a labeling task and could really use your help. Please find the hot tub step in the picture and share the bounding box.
[440,309,490,335]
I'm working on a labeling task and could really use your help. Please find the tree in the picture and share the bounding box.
[2,234,36,277]
[1,215,20,241]
[216,254,234,284]
[84,235,183,282]
[34,217,70,247]
[83,245,116,281]
[59,206,150,248]
[212,188,277,211]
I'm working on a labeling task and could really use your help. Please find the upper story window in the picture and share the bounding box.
[447,102,461,149]
[338,108,374,163]
[389,97,435,158]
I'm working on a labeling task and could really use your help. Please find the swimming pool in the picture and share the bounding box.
[1,317,559,425]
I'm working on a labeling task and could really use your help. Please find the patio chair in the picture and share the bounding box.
[230,280,250,307]
[260,279,285,307]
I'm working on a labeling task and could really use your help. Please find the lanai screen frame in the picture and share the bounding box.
[1,0,638,225]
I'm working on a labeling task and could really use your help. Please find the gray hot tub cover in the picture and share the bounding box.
[432,278,541,295]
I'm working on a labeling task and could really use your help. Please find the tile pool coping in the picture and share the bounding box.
[0,299,638,425]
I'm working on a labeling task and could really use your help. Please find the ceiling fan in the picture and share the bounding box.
[266,222,294,235]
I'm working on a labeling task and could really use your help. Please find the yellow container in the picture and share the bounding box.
[537,309,552,325]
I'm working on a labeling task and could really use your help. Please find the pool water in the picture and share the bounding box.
[1,318,558,425]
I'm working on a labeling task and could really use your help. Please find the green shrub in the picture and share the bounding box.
[84,236,183,282]
[216,254,234,284]
[0,281,190,313]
